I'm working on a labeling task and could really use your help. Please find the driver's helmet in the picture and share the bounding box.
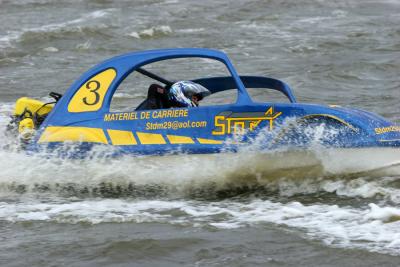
[168,81,211,107]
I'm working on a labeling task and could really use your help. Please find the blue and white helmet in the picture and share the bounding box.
[168,81,211,107]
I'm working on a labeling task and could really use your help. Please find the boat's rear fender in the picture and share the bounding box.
[294,104,400,147]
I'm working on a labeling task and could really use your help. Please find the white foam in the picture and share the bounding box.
[1,198,400,255]
[43,47,59,52]
[365,203,400,222]
[0,32,19,49]
[76,41,91,50]
[127,32,140,39]
[128,25,173,39]
[176,28,205,34]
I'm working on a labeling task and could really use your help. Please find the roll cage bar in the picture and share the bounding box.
[135,67,297,103]
[192,76,296,103]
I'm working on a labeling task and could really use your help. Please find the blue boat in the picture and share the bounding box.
[9,48,400,156]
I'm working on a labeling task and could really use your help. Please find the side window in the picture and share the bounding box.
[110,71,154,112]
[110,58,238,112]
[200,89,237,106]
[248,88,291,103]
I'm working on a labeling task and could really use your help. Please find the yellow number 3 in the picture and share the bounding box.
[68,68,117,113]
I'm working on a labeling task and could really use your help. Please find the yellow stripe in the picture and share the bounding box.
[136,132,166,145]
[197,138,223,144]
[167,135,195,144]
[107,129,137,146]
[38,126,108,144]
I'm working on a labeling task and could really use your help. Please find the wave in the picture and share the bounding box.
[0,146,398,199]
[1,196,400,255]
[0,9,114,50]
[127,25,173,39]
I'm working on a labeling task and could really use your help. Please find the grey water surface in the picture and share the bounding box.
[0,0,400,266]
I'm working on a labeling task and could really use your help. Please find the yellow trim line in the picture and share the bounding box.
[378,139,400,142]
[38,126,108,144]
[107,129,137,145]
[38,127,225,146]
[167,135,195,144]
[136,132,166,145]
[197,138,224,144]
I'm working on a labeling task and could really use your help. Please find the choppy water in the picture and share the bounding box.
[1,0,400,266]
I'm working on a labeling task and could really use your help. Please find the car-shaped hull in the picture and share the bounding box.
[8,48,399,156]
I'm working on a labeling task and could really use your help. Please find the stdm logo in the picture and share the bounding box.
[212,107,282,135]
